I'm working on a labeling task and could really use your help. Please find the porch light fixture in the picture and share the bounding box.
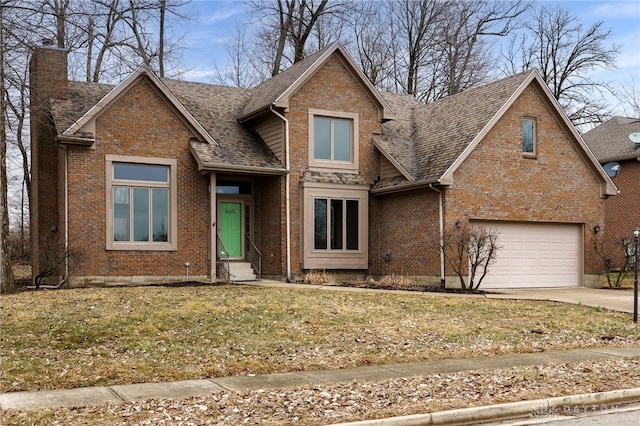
[633,227,639,324]
[593,224,600,234]
[455,220,462,229]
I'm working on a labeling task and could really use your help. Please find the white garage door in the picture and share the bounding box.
[473,222,581,289]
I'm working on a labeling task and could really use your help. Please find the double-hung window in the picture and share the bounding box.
[106,155,177,250]
[309,109,359,171]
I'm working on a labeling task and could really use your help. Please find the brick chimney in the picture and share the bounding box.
[29,42,69,285]
[29,41,68,106]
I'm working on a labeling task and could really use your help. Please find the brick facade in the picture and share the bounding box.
[370,84,606,286]
[29,47,68,282]
[65,78,210,284]
[444,85,605,284]
[285,55,382,277]
[603,159,640,265]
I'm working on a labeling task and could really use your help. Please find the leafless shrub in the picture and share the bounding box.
[594,234,633,288]
[442,223,500,293]
[33,232,84,288]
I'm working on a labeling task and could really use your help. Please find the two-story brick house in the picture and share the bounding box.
[30,43,616,288]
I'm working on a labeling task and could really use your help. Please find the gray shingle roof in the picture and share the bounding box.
[50,81,114,134]
[300,170,369,185]
[161,79,283,171]
[583,116,640,163]
[374,71,532,190]
[240,44,334,118]
[51,77,283,173]
[50,57,539,185]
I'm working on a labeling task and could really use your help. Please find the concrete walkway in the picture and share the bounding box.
[250,281,638,314]
[2,284,639,425]
[488,287,636,314]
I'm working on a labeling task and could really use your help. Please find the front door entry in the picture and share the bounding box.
[219,201,243,259]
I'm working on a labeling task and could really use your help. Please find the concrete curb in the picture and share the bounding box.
[327,387,640,426]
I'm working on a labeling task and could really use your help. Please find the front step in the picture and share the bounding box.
[227,262,257,281]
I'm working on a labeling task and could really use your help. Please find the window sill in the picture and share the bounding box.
[522,153,537,159]
[106,242,176,251]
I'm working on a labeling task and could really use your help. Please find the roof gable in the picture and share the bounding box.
[239,43,394,122]
[374,70,617,197]
[59,65,218,146]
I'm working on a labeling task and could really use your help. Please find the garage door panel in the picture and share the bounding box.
[473,222,580,289]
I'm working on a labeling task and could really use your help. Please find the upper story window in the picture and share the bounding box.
[309,109,359,172]
[106,155,177,251]
[522,118,536,155]
[314,116,352,162]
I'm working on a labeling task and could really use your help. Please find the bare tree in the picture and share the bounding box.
[437,1,529,98]
[347,1,394,87]
[501,5,619,127]
[371,0,527,102]
[442,224,500,293]
[1,1,16,293]
[616,77,640,118]
[213,25,262,88]
[387,0,443,97]
[248,0,347,76]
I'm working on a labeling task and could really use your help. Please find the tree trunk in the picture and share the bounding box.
[1,4,15,293]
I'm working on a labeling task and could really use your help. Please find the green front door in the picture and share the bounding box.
[219,201,243,258]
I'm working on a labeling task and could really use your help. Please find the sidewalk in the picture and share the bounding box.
[2,345,640,415]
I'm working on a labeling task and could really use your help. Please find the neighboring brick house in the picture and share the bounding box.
[30,43,616,288]
[583,117,640,267]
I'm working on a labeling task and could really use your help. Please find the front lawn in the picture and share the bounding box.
[1,285,638,393]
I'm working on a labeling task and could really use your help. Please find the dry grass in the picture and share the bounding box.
[304,270,334,284]
[1,285,639,394]
[378,273,418,290]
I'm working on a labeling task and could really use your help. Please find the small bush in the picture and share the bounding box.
[304,270,334,285]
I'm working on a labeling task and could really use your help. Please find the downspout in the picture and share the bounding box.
[64,146,69,281]
[270,106,292,281]
[429,184,445,287]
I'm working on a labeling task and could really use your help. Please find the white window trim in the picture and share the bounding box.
[301,181,368,269]
[308,108,359,172]
[106,155,178,251]
[522,117,537,157]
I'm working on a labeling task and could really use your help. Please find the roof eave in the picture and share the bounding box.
[55,134,95,147]
[197,162,287,175]
[371,179,446,195]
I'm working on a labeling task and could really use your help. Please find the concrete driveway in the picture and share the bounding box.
[488,287,637,314]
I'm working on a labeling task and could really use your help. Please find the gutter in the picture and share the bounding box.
[371,179,443,195]
[429,184,445,287]
[270,106,292,282]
